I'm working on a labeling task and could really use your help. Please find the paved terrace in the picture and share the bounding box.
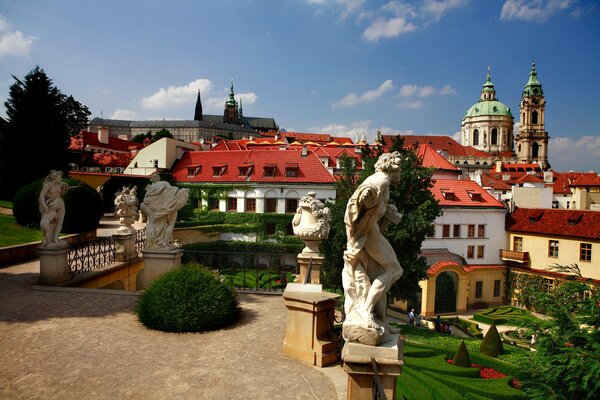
[0,258,343,400]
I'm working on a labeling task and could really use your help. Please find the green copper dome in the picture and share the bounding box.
[463,69,512,118]
[464,100,513,118]
[522,62,544,98]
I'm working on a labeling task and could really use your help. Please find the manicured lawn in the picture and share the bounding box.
[473,306,536,325]
[0,214,43,247]
[0,200,13,208]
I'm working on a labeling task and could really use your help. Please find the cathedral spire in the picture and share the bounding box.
[194,90,203,121]
[522,61,543,98]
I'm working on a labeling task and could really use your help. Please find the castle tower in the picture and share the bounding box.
[194,90,203,121]
[223,80,240,125]
[461,68,514,154]
[515,62,549,167]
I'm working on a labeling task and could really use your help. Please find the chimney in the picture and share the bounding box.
[495,160,502,173]
[98,126,109,144]
[301,145,308,157]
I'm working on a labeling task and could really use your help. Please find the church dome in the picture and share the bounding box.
[464,100,512,118]
[522,62,544,98]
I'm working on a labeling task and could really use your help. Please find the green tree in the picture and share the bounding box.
[516,264,600,399]
[153,128,173,141]
[0,66,90,199]
[132,131,153,143]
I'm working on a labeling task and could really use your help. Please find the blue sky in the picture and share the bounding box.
[0,0,599,172]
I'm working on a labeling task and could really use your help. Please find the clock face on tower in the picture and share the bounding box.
[532,98,539,105]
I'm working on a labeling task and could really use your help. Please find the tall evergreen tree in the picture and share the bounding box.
[0,66,90,199]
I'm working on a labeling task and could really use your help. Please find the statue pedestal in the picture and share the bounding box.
[342,335,404,400]
[113,232,137,262]
[296,253,323,284]
[38,244,72,285]
[282,287,340,367]
[138,248,183,290]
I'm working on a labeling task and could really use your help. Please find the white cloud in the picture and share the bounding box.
[500,0,574,22]
[142,79,212,109]
[549,135,600,172]
[423,0,468,23]
[203,91,257,113]
[332,80,393,108]
[111,109,139,120]
[0,14,36,59]
[310,120,414,142]
[451,130,462,143]
[363,17,417,41]
[398,84,456,98]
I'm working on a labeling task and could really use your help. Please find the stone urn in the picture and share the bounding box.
[292,192,331,255]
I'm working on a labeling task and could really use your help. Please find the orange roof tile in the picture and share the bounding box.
[431,179,505,208]
[506,208,600,240]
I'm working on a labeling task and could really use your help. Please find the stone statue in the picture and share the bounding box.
[114,186,139,234]
[39,170,70,248]
[141,174,189,250]
[292,191,331,254]
[342,152,403,345]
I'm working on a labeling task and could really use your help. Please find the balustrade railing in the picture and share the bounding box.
[135,228,146,254]
[68,236,116,274]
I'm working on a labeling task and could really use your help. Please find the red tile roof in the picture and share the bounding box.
[69,131,143,153]
[381,135,490,157]
[427,261,505,275]
[284,132,332,143]
[514,174,544,184]
[431,179,505,208]
[506,208,600,240]
[171,150,336,184]
[479,174,513,191]
[570,174,600,187]
[416,144,460,172]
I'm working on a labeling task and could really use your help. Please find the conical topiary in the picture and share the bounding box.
[452,340,471,367]
[480,323,504,358]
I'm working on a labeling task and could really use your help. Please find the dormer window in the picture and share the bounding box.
[285,163,299,177]
[441,190,456,200]
[467,191,483,201]
[567,213,583,226]
[238,163,254,177]
[187,164,202,178]
[212,164,227,177]
[263,164,277,177]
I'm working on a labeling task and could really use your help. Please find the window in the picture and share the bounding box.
[477,245,485,259]
[493,280,501,297]
[212,164,227,176]
[475,281,483,299]
[467,224,475,238]
[477,225,486,238]
[187,165,201,177]
[285,198,298,213]
[513,237,523,252]
[473,129,479,146]
[154,160,159,168]
[543,278,554,292]
[245,198,256,212]
[532,110,538,124]
[265,198,277,213]
[263,165,277,177]
[238,165,253,177]
[580,243,592,262]
[467,245,475,259]
[285,163,299,177]
[227,197,237,212]
[208,197,219,211]
[548,240,559,257]
[491,128,498,145]
[453,225,461,238]
[442,225,450,238]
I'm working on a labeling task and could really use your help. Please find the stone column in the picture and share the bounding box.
[38,244,72,285]
[137,248,183,290]
[282,290,341,367]
[342,335,404,400]
[113,232,137,262]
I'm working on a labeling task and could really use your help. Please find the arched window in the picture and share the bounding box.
[491,128,498,145]
[532,111,538,124]
[473,129,479,146]
[532,142,539,158]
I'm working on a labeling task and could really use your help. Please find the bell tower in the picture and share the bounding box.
[223,80,240,125]
[516,62,549,168]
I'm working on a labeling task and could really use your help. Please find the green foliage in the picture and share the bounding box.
[183,240,303,260]
[152,128,173,141]
[0,200,12,208]
[220,269,295,291]
[474,306,535,326]
[402,367,465,400]
[480,324,504,358]
[406,353,479,378]
[131,129,172,143]
[439,316,484,338]
[453,340,472,368]
[0,66,90,199]
[422,370,524,400]
[136,263,240,333]
[13,177,101,233]
[513,264,600,400]
[0,213,44,247]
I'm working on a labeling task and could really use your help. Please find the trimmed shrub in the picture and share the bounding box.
[136,263,240,333]
[422,370,525,400]
[453,340,472,368]
[480,324,504,358]
[13,177,102,233]
[473,306,535,325]
[405,354,480,378]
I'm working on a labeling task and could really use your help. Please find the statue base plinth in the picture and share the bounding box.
[38,243,72,285]
[138,248,183,290]
[282,288,340,367]
[296,253,323,284]
[342,334,404,400]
